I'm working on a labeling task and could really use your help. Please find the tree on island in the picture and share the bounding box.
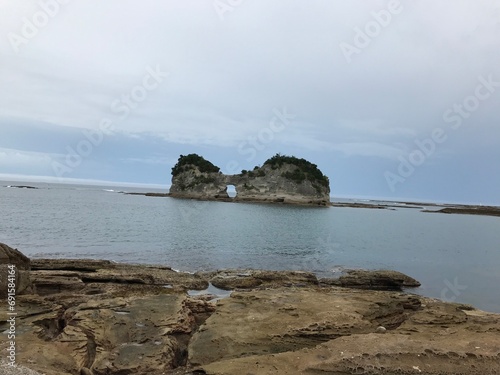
[171,154,221,177]
[263,153,329,187]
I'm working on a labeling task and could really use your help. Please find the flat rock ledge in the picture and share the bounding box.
[1,249,499,375]
[320,269,421,290]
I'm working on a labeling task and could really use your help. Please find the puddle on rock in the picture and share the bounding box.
[188,282,232,301]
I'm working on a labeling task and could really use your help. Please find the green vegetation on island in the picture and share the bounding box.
[264,153,329,188]
[169,152,330,202]
[171,154,220,177]
[240,168,266,178]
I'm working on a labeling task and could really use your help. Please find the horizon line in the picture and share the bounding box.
[1,173,497,207]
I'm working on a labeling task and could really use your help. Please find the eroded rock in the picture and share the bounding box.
[30,259,209,292]
[321,269,421,290]
[2,249,499,375]
[204,269,318,290]
[196,295,500,374]
[188,288,423,366]
[2,292,216,375]
[200,330,500,374]
[0,243,32,297]
[169,153,331,205]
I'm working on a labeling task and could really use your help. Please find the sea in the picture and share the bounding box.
[1,181,499,313]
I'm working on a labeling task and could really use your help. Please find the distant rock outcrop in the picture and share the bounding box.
[4,185,38,189]
[169,154,228,200]
[169,153,330,206]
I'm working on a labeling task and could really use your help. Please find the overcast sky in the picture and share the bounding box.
[1,1,499,204]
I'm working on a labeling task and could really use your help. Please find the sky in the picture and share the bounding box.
[0,0,499,204]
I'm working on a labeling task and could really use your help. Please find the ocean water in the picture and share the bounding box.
[1,182,499,312]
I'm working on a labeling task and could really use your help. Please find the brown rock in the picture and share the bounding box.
[321,269,421,290]
[0,242,32,297]
[194,294,500,374]
[6,292,215,374]
[206,269,318,290]
[200,330,500,374]
[2,249,499,375]
[188,288,420,366]
[30,258,209,291]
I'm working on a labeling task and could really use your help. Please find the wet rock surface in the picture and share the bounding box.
[1,250,499,375]
[201,269,319,290]
[423,205,500,217]
[320,269,422,290]
[30,258,209,292]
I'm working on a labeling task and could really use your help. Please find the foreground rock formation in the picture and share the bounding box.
[320,269,422,290]
[0,243,32,298]
[1,247,499,374]
[169,153,330,206]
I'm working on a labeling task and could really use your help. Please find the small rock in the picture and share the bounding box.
[320,269,421,291]
[376,326,387,333]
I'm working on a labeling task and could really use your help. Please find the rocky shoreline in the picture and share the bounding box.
[123,192,500,217]
[422,205,500,217]
[1,243,500,374]
[5,185,499,216]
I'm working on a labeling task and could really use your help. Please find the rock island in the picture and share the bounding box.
[169,153,331,206]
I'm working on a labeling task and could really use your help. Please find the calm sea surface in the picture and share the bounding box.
[1,182,499,312]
